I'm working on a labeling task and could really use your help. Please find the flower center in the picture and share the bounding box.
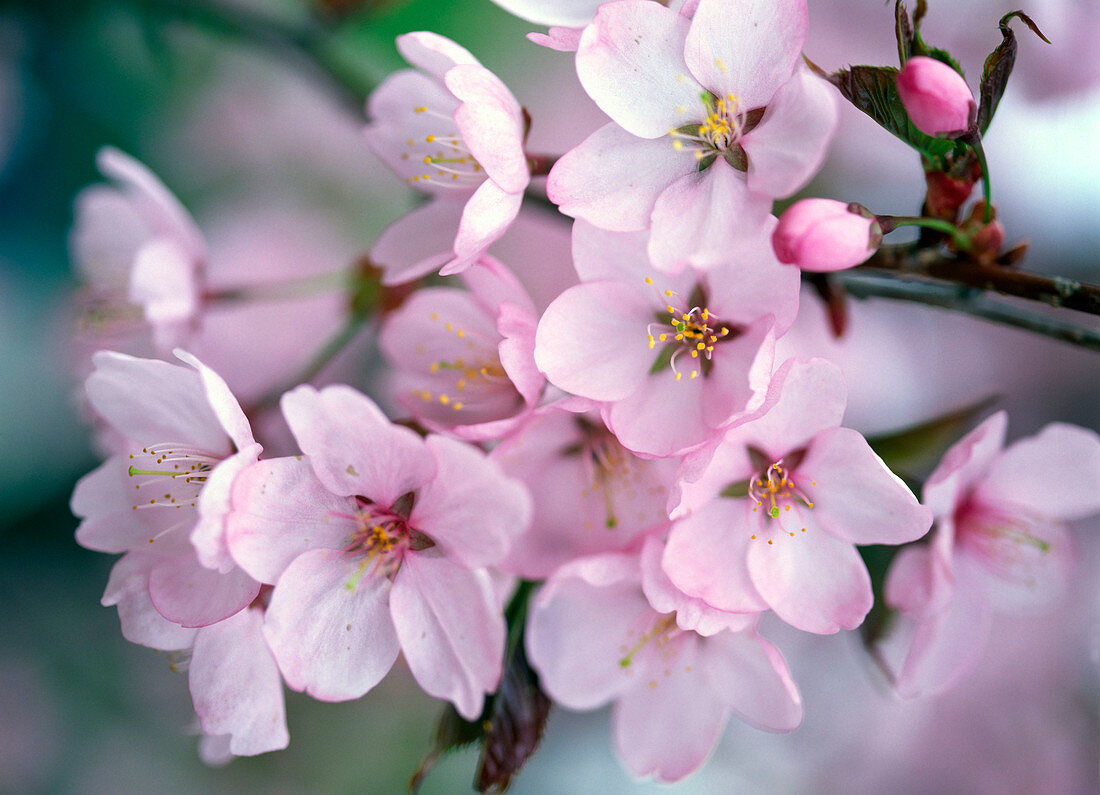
[402,106,484,189]
[337,496,434,588]
[127,444,221,512]
[956,503,1051,589]
[413,311,511,413]
[668,92,765,171]
[645,278,732,382]
[749,461,814,519]
[618,612,679,668]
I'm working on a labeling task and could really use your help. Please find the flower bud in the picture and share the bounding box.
[896,56,976,137]
[773,199,882,272]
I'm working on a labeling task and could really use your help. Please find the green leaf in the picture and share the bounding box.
[865,395,999,484]
[857,544,901,648]
[819,64,958,166]
[977,11,1050,134]
[719,479,750,499]
[408,704,485,793]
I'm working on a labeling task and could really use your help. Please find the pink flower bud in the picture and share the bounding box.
[772,199,882,272]
[896,56,976,137]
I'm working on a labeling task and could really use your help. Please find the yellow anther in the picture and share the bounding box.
[645,277,653,284]
[425,134,435,143]
[452,402,463,410]
[439,394,450,405]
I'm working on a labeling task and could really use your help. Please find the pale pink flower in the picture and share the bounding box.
[494,0,699,52]
[896,56,976,137]
[533,219,797,457]
[883,411,1100,697]
[773,198,882,272]
[225,384,531,719]
[365,32,530,282]
[72,350,262,627]
[70,148,206,350]
[491,404,679,578]
[379,257,542,441]
[526,548,802,782]
[663,358,933,634]
[548,0,837,270]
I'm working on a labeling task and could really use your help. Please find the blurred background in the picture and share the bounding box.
[0,0,1097,791]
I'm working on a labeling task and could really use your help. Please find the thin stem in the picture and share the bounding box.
[205,270,352,303]
[964,132,994,222]
[837,271,1100,351]
[879,215,960,238]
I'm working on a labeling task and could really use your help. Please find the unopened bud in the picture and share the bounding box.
[896,56,976,137]
[773,199,882,272]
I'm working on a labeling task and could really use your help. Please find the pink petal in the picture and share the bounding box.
[148,553,259,628]
[263,548,399,700]
[443,180,524,275]
[730,357,847,461]
[410,435,530,569]
[102,552,198,650]
[86,351,231,456]
[226,457,352,585]
[370,198,465,285]
[493,0,602,27]
[280,384,435,506]
[526,552,652,710]
[190,608,289,756]
[129,238,198,349]
[640,534,755,636]
[893,556,991,698]
[534,281,654,401]
[604,365,709,457]
[798,427,932,545]
[960,517,1075,612]
[700,630,802,731]
[684,0,806,108]
[976,422,1100,521]
[612,634,727,782]
[747,516,872,633]
[576,1,703,138]
[390,552,505,720]
[446,64,528,194]
[527,27,584,52]
[704,216,801,335]
[547,122,693,231]
[497,300,543,406]
[884,540,953,619]
[742,67,838,198]
[192,443,263,573]
[662,500,769,613]
[571,219,653,283]
[175,350,256,453]
[395,31,479,79]
[922,411,1007,518]
[647,160,771,272]
[73,457,191,553]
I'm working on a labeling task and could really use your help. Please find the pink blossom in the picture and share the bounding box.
[533,219,797,457]
[547,0,837,269]
[378,257,542,441]
[70,148,206,350]
[225,384,531,718]
[882,411,1100,697]
[773,198,882,272]
[663,359,933,634]
[896,56,976,137]
[365,32,530,282]
[526,549,802,782]
[491,404,680,578]
[71,350,262,627]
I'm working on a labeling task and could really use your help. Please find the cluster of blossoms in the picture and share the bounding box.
[69,0,1099,784]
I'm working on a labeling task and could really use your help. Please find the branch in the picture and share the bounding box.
[858,243,1100,314]
[836,271,1100,351]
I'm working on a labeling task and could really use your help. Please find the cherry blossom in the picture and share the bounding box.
[547,0,837,269]
[225,384,531,718]
[378,257,542,440]
[491,404,679,578]
[70,148,206,350]
[365,32,530,282]
[882,411,1100,697]
[526,548,802,782]
[534,219,797,457]
[662,359,933,633]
